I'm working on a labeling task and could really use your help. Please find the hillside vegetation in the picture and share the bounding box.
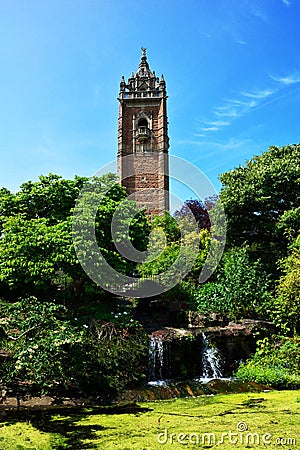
[0,144,300,394]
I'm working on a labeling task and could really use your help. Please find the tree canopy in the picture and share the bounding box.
[220,144,300,254]
[0,173,149,302]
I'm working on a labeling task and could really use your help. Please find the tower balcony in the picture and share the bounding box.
[135,126,151,142]
[120,91,161,99]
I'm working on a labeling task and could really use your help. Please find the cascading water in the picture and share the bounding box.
[148,335,165,383]
[148,336,163,381]
[148,332,223,385]
[201,333,223,379]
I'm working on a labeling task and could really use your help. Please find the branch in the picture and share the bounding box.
[8,324,39,341]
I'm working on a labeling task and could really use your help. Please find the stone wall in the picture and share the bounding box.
[119,152,169,213]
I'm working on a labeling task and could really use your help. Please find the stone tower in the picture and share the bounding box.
[117,48,169,215]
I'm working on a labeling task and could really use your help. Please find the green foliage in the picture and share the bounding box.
[0,173,150,301]
[276,206,300,242]
[137,212,182,280]
[236,336,300,388]
[190,246,272,320]
[236,364,300,388]
[138,212,211,284]
[0,174,88,229]
[161,280,198,303]
[0,173,151,395]
[0,298,92,393]
[72,175,150,280]
[186,229,212,282]
[0,215,77,298]
[0,297,148,394]
[220,144,300,264]
[2,139,300,396]
[272,235,300,335]
[151,212,181,243]
[90,319,148,390]
[189,281,226,315]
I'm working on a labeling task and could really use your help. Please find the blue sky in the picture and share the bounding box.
[0,0,300,195]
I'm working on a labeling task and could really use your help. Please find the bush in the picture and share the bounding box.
[272,235,300,335]
[189,247,273,321]
[0,297,148,396]
[235,336,300,388]
[236,363,300,388]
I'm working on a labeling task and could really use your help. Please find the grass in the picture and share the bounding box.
[0,420,56,449]
[0,390,299,449]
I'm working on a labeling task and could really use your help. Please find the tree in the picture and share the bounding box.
[190,246,272,320]
[0,216,77,299]
[0,174,88,229]
[174,196,218,231]
[0,174,151,397]
[218,247,272,319]
[0,173,150,301]
[137,211,211,286]
[276,206,300,242]
[220,144,300,259]
[174,199,210,230]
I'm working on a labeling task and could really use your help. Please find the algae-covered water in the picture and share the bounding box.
[0,389,299,449]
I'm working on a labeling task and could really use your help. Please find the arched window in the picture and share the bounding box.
[138,118,148,127]
[136,117,150,146]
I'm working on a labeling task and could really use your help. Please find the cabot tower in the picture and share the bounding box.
[117,48,169,214]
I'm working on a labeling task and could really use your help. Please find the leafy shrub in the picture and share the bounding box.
[235,336,300,388]
[272,235,300,335]
[236,363,300,388]
[190,247,272,320]
[0,297,148,395]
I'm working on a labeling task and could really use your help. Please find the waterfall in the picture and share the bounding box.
[201,333,223,379]
[148,332,223,384]
[148,335,165,382]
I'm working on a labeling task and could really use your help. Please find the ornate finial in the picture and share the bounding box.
[137,47,150,75]
[120,75,126,91]
[160,74,166,89]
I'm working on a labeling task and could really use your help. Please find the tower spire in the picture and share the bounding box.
[137,47,150,76]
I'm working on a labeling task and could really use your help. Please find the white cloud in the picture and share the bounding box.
[225,98,257,108]
[224,99,248,106]
[201,120,230,127]
[270,74,300,85]
[241,90,274,99]
[190,138,253,162]
[196,70,300,137]
[247,4,269,23]
[214,105,229,111]
[200,126,219,132]
[197,107,239,135]
[214,108,238,118]
[282,0,290,6]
